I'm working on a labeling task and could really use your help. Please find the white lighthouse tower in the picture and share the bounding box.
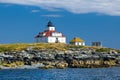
[46,21,55,31]
[35,21,66,43]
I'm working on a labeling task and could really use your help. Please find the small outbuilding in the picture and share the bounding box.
[92,42,102,47]
[69,37,85,46]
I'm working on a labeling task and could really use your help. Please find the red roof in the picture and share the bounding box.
[35,30,65,38]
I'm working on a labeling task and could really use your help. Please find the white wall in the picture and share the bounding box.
[75,42,85,46]
[46,27,55,31]
[82,42,85,46]
[48,37,66,43]
[57,37,66,43]
[48,37,55,43]
[52,32,62,37]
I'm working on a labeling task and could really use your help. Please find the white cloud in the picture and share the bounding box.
[0,0,120,16]
[31,10,40,13]
[42,14,62,17]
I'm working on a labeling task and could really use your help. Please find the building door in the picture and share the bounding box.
[55,38,59,43]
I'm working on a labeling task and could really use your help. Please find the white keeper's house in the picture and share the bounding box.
[69,37,85,46]
[35,21,66,43]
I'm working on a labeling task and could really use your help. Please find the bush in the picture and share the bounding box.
[96,48,111,52]
[117,50,120,53]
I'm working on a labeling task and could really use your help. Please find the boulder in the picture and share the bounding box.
[55,61,68,69]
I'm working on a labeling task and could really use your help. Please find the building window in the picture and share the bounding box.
[50,39,52,41]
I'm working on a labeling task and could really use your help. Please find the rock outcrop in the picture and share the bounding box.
[0,48,120,69]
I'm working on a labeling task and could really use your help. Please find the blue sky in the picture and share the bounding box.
[0,0,120,49]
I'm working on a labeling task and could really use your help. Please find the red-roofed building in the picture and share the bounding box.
[35,21,66,43]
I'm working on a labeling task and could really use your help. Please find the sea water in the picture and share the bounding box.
[0,67,120,80]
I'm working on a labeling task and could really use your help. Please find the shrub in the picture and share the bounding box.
[117,50,120,53]
[96,48,111,52]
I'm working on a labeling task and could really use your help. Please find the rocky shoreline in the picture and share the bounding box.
[0,48,120,69]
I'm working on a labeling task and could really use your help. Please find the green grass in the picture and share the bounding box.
[66,45,87,49]
[95,48,112,52]
[0,43,67,52]
[117,50,120,53]
[0,43,119,53]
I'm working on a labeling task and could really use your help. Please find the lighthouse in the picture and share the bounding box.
[35,21,66,43]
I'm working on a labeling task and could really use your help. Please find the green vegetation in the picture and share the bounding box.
[95,48,112,52]
[117,50,120,53]
[0,43,119,53]
[0,43,67,52]
[66,45,87,49]
[0,43,29,52]
[0,43,120,69]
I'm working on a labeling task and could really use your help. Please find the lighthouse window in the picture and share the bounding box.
[51,28,53,30]
[50,39,52,41]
